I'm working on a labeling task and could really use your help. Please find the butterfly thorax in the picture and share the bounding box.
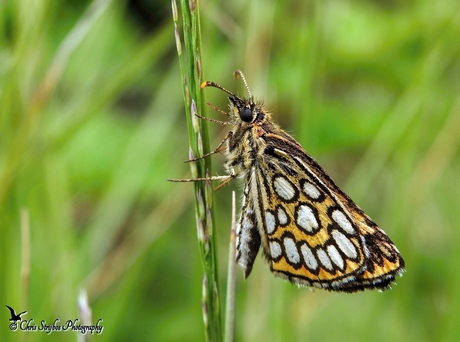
[224,96,307,178]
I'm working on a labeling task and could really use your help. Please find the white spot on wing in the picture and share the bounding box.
[277,207,288,225]
[296,205,319,232]
[332,210,355,234]
[283,237,300,264]
[265,211,276,234]
[327,245,344,269]
[317,248,333,270]
[361,235,370,258]
[303,181,321,199]
[301,244,318,271]
[270,241,282,259]
[332,230,358,259]
[274,176,296,200]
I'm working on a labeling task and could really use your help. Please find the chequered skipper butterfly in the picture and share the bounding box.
[177,70,405,292]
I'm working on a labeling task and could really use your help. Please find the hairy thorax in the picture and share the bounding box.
[224,122,268,178]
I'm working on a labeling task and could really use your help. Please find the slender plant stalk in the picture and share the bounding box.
[77,290,92,342]
[172,0,222,340]
[20,208,30,312]
[224,192,237,342]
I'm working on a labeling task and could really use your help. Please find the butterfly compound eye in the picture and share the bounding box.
[240,107,253,122]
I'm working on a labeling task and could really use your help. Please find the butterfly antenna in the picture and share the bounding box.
[233,70,252,98]
[201,81,237,97]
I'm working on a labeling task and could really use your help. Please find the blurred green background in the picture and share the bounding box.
[1,0,460,341]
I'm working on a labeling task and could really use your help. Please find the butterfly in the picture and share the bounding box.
[182,70,405,292]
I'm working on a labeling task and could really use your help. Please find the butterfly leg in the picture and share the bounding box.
[185,131,233,162]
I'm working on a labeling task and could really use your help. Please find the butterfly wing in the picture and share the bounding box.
[249,133,405,292]
[235,180,261,278]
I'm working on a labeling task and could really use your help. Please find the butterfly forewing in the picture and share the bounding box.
[200,73,405,292]
[257,140,367,288]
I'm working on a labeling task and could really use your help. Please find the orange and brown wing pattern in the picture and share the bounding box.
[250,140,405,292]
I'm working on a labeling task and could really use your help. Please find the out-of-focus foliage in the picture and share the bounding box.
[1,0,459,341]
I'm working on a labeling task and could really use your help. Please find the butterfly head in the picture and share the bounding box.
[201,70,269,126]
[228,95,258,124]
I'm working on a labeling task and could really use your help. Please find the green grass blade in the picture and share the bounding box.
[172,0,222,340]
